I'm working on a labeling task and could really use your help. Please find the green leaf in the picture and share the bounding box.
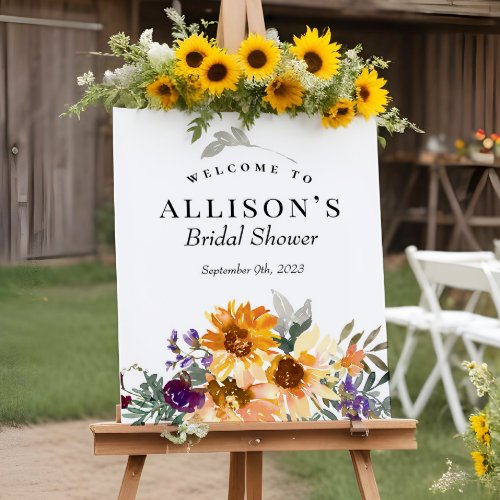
[289,318,312,342]
[362,326,381,349]
[363,372,376,392]
[361,360,372,374]
[214,131,238,145]
[124,406,147,414]
[278,337,294,354]
[354,374,363,389]
[338,320,354,344]
[349,332,363,347]
[201,141,225,158]
[190,127,202,143]
[377,135,386,149]
[231,126,251,146]
[366,354,389,371]
[172,413,185,425]
[373,371,390,389]
[321,408,338,421]
[370,341,388,352]
[185,363,208,387]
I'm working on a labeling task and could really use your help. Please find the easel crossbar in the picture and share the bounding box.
[91,419,417,456]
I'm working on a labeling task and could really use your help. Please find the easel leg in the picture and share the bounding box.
[349,450,380,500]
[228,452,246,500]
[118,455,146,500]
[245,451,263,500]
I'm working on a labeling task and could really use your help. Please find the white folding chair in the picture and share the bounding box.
[461,263,500,361]
[387,246,497,432]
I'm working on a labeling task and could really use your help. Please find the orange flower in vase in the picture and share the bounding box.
[201,300,279,388]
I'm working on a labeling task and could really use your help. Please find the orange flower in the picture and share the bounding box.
[194,375,280,422]
[201,301,279,387]
[333,344,365,377]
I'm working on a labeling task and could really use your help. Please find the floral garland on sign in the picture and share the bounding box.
[430,361,499,494]
[66,8,421,142]
[120,290,391,446]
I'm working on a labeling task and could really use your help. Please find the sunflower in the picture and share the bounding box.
[175,34,214,76]
[322,99,356,128]
[266,325,339,420]
[470,413,491,446]
[198,51,241,95]
[470,451,488,477]
[263,73,304,113]
[201,301,279,387]
[355,68,389,118]
[146,76,179,109]
[291,26,341,80]
[194,375,280,422]
[238,34,280,80]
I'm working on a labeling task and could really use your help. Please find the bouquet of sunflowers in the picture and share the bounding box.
[67,8,420,142]
[431,361,499,495]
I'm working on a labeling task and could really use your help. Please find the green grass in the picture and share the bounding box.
[0,264,118,424]
[0,262,497,497]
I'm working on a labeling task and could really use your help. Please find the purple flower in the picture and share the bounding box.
[201,354,213,368]
[121,395,132,409]
[163,373,205,413]
[337,393,371,420]
[165,361,174,370]
[183,329,200,348]
[170,330,178,343]
[342,375,357,394]
[180,356,194,369]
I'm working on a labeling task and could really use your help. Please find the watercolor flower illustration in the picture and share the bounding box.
[201,300,280,388]
[266,325,339,420]
[120,291,390,430]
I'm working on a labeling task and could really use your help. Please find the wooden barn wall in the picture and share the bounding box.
[0,0,132,262]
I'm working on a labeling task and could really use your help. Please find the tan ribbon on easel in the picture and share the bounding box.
[216,0,266,53]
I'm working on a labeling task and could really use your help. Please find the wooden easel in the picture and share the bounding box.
[91,410,416,500]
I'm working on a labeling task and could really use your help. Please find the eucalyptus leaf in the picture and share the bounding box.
[363,371,376,391]
[201,141,225,158]
[373,371,390,389]
[354,374,363,389]
[231,126,251,146]
[362,326,381,349]
[361,360,372,373]
[370,341,388,352]
[321,408,338,421]
[338,320,354,344]
[292,298,312,325]
[186,362,208,387]
[214,131,238,145]
[271,289,294,325]
[366,353,389,371]
[349,332,363,347]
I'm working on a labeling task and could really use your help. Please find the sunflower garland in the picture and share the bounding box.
[67,7,421,139]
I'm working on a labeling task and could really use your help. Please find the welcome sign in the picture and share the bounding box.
[114,108,390,424]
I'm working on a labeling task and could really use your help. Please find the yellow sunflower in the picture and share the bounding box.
[238,34,280,80]
[263,72,304,113]
[198,51,241,95]
[201,300,279,387]
[322,99,356,128]
[146,76,179,109]
[470,451,488,477]
[470,413,491,446]
[175,34,214,76]
[355,68,389,118]
[291,26,341,80]
[266,325,339,421]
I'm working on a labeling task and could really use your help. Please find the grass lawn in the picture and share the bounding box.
[0,261,497,497]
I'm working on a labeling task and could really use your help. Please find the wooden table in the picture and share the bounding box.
[383,157,500,252]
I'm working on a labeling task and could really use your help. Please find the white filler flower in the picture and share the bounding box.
[147,42,174,69]
[139,29,153,50]
[77,71,95,86]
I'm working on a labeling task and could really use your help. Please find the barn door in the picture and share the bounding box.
[1,16,100,261]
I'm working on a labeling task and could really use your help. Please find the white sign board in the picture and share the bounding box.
[114,108,390,424]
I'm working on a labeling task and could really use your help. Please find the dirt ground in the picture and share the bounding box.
[0,420,308,500]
